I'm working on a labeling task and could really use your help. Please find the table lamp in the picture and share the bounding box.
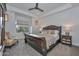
[64,24,72,36]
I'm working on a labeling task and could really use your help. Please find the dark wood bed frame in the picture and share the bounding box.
[24,25,62,56]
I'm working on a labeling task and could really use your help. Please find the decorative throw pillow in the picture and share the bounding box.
[41,30,48,35]
[48,30,55,35]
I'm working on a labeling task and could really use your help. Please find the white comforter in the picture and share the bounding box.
[43,34,59,49]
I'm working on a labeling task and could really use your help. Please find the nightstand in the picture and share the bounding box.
[61,35,72,46]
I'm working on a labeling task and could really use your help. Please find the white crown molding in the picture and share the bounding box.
[7,4,72,18]
[7,5,36,18]
[40,3,72,18]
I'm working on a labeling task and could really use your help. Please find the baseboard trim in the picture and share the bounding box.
[72,43,79,47]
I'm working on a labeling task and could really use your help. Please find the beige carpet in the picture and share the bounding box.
[3,39,79,56]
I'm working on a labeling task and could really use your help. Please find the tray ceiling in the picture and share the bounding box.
[7,3,79,17]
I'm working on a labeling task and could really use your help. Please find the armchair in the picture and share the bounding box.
[3,32,18,47]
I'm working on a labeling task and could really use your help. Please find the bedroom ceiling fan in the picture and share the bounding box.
[28,3,44,12]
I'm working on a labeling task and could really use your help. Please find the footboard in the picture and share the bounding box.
[24,34,47,56]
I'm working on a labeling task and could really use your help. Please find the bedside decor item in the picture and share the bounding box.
[64,24,73,36]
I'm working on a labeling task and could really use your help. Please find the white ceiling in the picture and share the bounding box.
[7,3,79,17]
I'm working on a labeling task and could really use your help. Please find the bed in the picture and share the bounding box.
[24,25,62,56]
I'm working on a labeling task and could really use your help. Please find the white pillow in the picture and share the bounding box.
[53,33,58,37]
[55,30,59,34]
[41,30,47,35]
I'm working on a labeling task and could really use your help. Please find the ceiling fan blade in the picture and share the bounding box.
[28,8,35,10]
[28,3,44,12]
[37,8,44,12]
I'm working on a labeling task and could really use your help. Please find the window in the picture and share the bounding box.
[16,20,30,33]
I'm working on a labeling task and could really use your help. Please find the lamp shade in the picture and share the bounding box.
[64,24,73,32]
